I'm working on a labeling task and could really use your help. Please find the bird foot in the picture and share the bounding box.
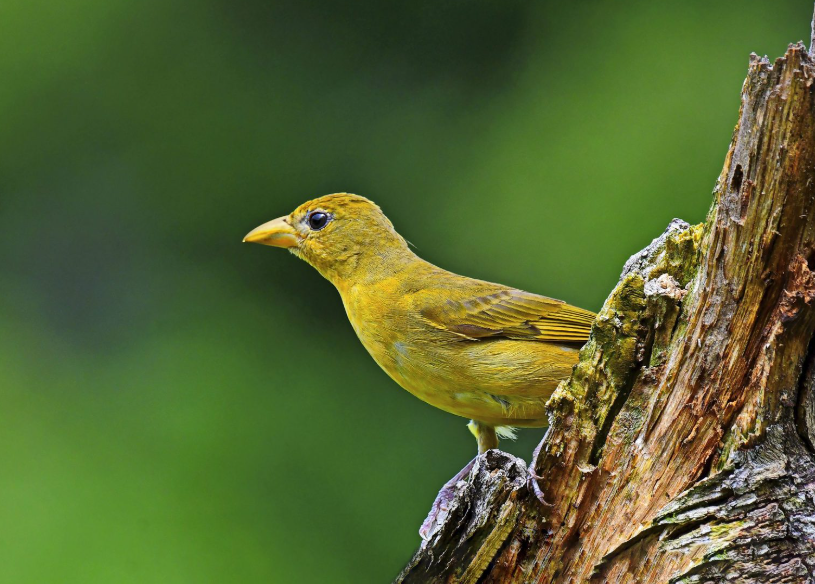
[419,456,477,541]
[527,438,553,506]
[527,468,554,506]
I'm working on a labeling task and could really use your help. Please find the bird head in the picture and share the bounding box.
[243,193,410,285]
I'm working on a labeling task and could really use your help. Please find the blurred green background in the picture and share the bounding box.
[1,0,812,581]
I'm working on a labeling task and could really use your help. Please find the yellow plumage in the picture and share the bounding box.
[244,193,594,454]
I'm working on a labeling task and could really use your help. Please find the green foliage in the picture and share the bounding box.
[0,0,811,581]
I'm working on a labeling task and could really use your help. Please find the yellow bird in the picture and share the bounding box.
[243,193,594,455]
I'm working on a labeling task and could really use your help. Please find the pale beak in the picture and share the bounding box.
[243,216,299,248]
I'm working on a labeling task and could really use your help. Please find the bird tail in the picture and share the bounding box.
[495,426,518,440]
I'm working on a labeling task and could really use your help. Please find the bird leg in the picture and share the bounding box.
[468,420,498,454]
[419,420,500,541]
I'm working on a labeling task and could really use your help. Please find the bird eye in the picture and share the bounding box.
[307,211,330,231]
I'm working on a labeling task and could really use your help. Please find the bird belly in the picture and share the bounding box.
[367,336,579,427]
[340,285,581,426]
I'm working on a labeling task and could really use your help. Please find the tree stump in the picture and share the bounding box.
[397,9,815,584]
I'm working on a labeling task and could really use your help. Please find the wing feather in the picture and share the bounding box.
[420,289,595,343]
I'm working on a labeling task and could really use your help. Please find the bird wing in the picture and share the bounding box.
[419,288,595,343]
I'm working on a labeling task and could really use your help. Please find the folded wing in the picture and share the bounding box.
[420,288,595,344]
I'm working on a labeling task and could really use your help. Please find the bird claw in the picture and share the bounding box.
[419,457,477,541]
[527,467,553,507]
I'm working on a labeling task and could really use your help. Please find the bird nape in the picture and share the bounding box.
[244,193,595,538]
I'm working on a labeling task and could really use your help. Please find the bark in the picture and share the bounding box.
[396,11,815,584]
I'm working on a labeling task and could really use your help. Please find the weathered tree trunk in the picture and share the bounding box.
[397,10,815,584]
